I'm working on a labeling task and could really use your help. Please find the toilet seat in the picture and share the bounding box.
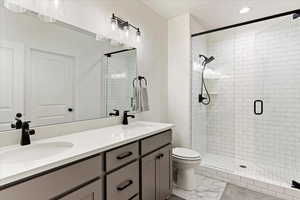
[172,147,201,161]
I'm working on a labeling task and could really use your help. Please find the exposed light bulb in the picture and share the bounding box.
[240,7,251,14]
[54,0,59,9]
[111,16,118,31]
[136,29,141,42]
[124,24,129,38]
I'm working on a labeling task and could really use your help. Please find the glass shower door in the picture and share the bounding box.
[251,15,300,184]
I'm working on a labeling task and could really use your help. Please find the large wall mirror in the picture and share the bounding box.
[0,5,137,131]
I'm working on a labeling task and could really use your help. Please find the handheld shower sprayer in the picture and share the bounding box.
[198,54,215,105]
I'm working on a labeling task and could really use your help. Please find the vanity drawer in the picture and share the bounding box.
[0,155,103,200]
[106,142,139,171]
[106,161,139,200]
[141,130,172,155]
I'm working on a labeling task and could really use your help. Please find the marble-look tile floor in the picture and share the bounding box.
[221,184,284,200]
[169,194,185,200]
[173,175,227,200]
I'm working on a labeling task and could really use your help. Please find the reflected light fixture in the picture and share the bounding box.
[111,13,142,42]
[240,7,251,14]
[111,14,118,31]
[136,28,141,42]
[124,22,130,38]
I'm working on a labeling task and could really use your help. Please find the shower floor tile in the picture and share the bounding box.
[173,175,227,200]
[221,184,284,200]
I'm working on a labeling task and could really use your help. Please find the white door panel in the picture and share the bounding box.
[27,49,74,126]
[0,41,24,131]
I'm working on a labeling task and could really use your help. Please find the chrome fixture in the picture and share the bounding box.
[11,113,35,146]
[122,111,135,125]
[111,14,141,42]
[198,54,215,105]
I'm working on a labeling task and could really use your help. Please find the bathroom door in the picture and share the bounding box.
[26,49,74,127]
[0,41,24,131]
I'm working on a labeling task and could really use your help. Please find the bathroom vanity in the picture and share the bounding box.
[0,122,174,200]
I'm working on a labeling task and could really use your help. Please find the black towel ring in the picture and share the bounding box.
[133,76,147,87]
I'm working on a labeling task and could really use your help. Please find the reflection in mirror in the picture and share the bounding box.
[104,49,137,116]
[0,5,137,131]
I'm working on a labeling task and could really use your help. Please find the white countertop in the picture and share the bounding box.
[0,121,174,187]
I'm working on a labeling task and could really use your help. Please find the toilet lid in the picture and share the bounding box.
[172,147,201,160]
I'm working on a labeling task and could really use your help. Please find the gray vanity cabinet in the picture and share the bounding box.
[141,130,172,200]
[158,145,172,200]
[141,145,172,200]
[0,130,172,200]
[59,179,103,200]
[0,155,104,200]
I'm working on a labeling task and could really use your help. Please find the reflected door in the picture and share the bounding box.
[26,49,74,126]
[0,41,24,131]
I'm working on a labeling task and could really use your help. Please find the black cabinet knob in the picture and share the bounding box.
[68,108,73,112]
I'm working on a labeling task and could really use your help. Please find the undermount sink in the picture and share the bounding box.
[0,142,73,163]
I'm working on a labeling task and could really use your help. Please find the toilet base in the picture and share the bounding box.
[174,167,196,191]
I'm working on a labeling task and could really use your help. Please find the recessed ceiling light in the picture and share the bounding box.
[240,7,251,14]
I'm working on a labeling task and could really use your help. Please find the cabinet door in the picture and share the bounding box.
[141,145,172,200]
[141,151,160,200]
[59,179,102,200]
[158,145,172,200]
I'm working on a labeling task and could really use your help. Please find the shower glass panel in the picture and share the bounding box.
[191,14,300,186]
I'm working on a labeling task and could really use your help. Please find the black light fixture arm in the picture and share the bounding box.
[112,13,140,32]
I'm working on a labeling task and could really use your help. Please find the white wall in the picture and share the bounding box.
[0,0,168,146]
[168,14,191,147]
[190,17,208,156]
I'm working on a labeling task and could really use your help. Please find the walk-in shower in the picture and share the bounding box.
[191,9,300,194]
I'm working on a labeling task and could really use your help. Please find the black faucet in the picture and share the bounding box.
[20,121,35,146]
[109,109,120,117]
[11,113,23,129]
[122,111,135,125]
[11,113,35,146]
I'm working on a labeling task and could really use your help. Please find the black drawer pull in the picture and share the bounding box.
[117,180,133,191]
[117,151,133,160]
[128,193,138,200]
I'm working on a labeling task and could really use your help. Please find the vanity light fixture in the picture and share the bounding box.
[111,13,142,42]
[136,28,141,42]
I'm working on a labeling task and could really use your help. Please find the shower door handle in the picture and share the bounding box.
[254,100,263,115]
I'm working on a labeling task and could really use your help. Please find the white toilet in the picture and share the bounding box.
[172,147,201,191]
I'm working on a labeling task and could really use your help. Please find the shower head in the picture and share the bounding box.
[199,54,215,65]
[205,56,215,64]
[293,12,300,20]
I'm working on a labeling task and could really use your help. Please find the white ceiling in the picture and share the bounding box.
[141,0,300,30]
